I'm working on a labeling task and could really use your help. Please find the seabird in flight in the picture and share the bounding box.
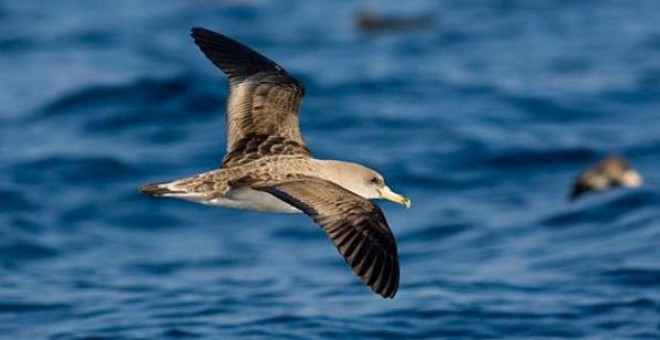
[140,27,410,298]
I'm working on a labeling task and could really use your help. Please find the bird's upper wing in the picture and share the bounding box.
[253,178,400,298]
[191,27,311,168]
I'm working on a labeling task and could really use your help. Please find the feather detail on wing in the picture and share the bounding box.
[191,27,310,168]
[254,178,400,298]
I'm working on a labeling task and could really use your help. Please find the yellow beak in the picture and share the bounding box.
[378,186,411,208]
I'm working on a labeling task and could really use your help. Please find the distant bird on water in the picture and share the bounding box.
[140,27,410,298]
[570,155,642,200]
[357,11,437,33]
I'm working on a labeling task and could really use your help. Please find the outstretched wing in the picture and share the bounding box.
[254,179,400,298]
[191,27,311,168]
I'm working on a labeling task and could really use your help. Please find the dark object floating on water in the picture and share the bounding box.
[357,11,437,33]
[140,27,411,298]
[570,155,642,200]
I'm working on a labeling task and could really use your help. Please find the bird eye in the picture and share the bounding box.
[370,177,379,184]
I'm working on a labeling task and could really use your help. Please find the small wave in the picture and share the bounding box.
[0,301,69,313]
[477,147,599,170]
[503,94,607,122]
[541,191,656,227]
[0,37,32,50]
[32,75,223,134]
[401,169,492,191]
[69,30,119,46]
[641,33,660,51]
[601,267,660,288]
[576,296,657,314]
[161,328,202,338]
[125,260,189,276]
[317,78,422,98]
[628,139,660,158]
[0,188,38,213]
[40,76,191,115]
[602,71,660,104]
[547,56,591,75]
[271,226,319,241]
[0,239,58,261]
[91,202,187,230]
[399,222,470,243]
[12,155,141,184]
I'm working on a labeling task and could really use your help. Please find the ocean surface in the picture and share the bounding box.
[2,0,660,338]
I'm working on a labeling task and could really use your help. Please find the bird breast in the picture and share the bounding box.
[209,186,302,213]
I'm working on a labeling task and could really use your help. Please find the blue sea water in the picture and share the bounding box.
[1,0,660,338]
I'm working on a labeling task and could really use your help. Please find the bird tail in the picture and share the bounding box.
[569,184,587,201]
[139,180,185,196]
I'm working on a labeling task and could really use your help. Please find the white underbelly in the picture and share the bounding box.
[207,187,301,213]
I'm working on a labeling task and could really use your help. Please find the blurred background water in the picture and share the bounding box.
[1,0,660,338]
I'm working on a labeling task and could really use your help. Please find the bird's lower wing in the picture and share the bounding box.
[253,178,400,298]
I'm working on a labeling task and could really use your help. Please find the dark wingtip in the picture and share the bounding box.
[358,250,399,299]
[190,27,215,41]
[378,278,398,299]
[189,26,282,81]
[188,26,305,93]
[190,26,205,34]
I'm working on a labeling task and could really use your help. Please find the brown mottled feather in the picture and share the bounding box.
[254,179,400,298]
[191,28,310,168]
